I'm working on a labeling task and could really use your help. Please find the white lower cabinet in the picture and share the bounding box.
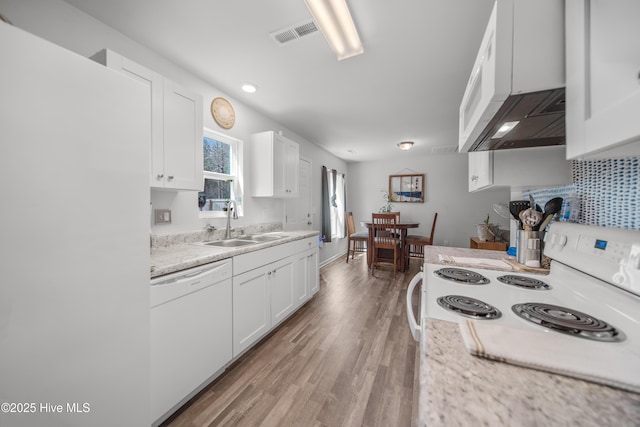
[306,249,319,295]
[232,265,271,357]
[269,258,296,327]
[293,252,309,306]
[232,255,297,357]
[232,236,319,357]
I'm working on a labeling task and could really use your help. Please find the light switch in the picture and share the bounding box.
[154,209,172,225]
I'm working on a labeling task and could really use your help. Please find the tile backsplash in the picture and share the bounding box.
[524,157,639,230]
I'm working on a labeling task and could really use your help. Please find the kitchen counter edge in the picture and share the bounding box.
[150,231,319,278]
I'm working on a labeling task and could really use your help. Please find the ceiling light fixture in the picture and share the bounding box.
[241,82,258,93]
[304,0,364,61]
[397,141,414,151]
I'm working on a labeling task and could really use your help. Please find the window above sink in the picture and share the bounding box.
[198,129,243,219]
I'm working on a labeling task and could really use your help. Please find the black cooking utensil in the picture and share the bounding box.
[536,197,564,231]
[509,200,530,229]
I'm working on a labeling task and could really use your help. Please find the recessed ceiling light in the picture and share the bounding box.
[241,82,258,93]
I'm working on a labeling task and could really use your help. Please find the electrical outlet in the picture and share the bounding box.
[154,209,171,225]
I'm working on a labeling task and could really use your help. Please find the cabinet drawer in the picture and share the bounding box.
[233,236,316,276]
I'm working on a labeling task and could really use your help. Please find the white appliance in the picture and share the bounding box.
[458,0,565,153]
[0,23,150,426]
[407,222,640,392]
[150,260,232,425]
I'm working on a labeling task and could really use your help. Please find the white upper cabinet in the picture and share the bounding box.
[251,131,299,198]
[468,146,571,192]
[468,151,494,192]
[161,80,203,190]
[459,0,565,153]
[565,1,640,159]
[91,49,203,190]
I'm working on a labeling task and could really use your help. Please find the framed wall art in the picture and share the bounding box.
[389,174,424,203]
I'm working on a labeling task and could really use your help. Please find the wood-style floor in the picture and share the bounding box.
[162,253,422,427]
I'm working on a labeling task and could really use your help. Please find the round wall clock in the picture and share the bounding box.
[211,97,235,129]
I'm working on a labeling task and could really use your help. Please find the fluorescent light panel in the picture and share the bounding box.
[304,0,364,60]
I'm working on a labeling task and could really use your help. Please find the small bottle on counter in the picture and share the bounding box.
[560,193,581,223]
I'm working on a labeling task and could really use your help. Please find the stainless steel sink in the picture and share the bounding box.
[240,233,286,242]
[202,239,258,247]
[198,233,287,249]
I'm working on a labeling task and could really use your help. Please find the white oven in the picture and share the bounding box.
[407,222,640,393]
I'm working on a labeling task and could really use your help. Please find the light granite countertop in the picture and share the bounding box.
[150,229,319,278]
[418,246,640,426]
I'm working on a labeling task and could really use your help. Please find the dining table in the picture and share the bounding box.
[360,220,419,272]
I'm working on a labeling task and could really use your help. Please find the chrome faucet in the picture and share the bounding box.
[225,200,238,239]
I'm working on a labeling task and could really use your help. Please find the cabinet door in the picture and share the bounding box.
[566,1,640,159]
[468,151,493,192]
[292,252,308,307]
[270,258,295,326]
[232,266,270,357]
[92,49,203,189]
[116,58,164,186]
[92,50,163,186]
[251,131,300,198]
[272,135,287,197]
[307,250,319,295]
[163,80,203,190]
[283,139,300,197]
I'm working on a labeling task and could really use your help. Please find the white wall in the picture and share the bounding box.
[0,0,348,264]
[347,153,511,248]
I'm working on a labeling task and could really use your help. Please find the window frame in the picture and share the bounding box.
[199,128,243,219]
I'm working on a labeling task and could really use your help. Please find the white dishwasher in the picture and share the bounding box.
[150,259,232,425]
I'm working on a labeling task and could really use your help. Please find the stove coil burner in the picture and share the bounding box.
[434,268,490,285]
[497,275,551,290]
[512,303,625,342]
[437,295,501,320]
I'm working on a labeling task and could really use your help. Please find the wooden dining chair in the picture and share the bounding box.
[346,211,368,262]
[371,212,401,276]
[406,212,438,261]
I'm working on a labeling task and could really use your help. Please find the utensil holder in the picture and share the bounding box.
[516,230,542,267]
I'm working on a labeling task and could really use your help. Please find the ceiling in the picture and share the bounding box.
[64,0,495,162]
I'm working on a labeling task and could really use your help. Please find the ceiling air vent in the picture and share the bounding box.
[270,20,318,45]
[431,146,458,155]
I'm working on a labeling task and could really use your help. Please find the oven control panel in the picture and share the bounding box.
[545,223,640,295]
[575,234,631,263]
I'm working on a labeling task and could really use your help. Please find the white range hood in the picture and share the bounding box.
[459,0,565,153]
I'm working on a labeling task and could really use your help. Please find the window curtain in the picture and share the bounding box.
[321,166,346,242]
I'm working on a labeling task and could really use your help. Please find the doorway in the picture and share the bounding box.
[285,157,312,231]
